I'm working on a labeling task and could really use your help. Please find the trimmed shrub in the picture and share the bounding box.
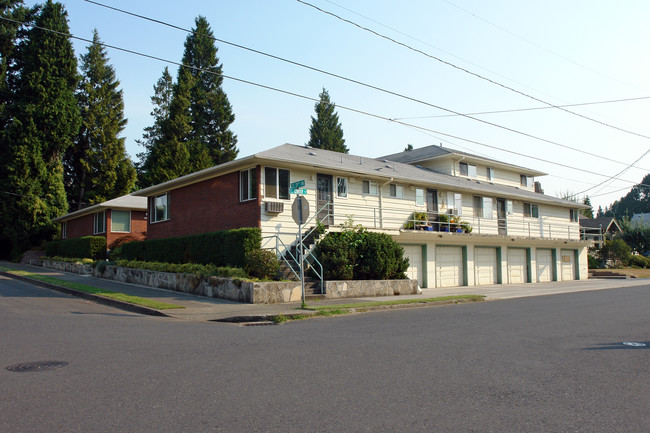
[119,228,261,268]
[45,236,107,260]
[587,254,601,269]
[114,260,248,278]
[245,249,280,279]
[314,226,409,280]
[628,254,650,269]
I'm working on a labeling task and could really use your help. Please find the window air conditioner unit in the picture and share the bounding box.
[265,201,284,214]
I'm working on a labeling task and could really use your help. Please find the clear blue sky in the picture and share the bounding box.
[25,0,650,212]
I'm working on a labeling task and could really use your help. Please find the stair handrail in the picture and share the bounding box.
[262,235,300,281]
[301,241,325,294]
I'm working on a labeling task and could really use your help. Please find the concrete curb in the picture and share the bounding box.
[1,271,170,318]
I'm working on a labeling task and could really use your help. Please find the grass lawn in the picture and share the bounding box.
[0,267,185,310]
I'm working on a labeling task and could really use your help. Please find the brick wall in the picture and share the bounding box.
[65,213,95,239]
[106,210,148,249]
[146,169,261,240]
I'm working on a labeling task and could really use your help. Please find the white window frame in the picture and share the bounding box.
[336,177,348,199]
[362,180,378,196]
[447,192,462,216]
[61,221,67,239]
[93,210,106,234]
[487,167,494,181]
[151,193,169,223]
[240,168,257,202]
[111,210,131,233]
[415,188,424,206]
[460,162,477,178]
[524,202,539,218]
[570,209,579,222]
[264,167,290,200]
[389,184,404,198]
[506,200,514,216]
[473,196,483,218]
[482,197,493,219]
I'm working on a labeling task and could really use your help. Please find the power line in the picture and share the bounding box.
[81,0,650,172]
[3,15,646,190]
[391,96,650,120]
[297,0,650,143]
[575,148,650,197]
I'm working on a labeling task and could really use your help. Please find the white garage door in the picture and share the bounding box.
[560,249,576,281]
[475,247,498,285]
[508,248,528,284]
[536,249,553,283]
[436,246,463,288]
[402,245,423,288]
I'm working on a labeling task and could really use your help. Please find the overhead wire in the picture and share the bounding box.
[82,0,650,172]
[2,15,647,192]
[297,0,650,143]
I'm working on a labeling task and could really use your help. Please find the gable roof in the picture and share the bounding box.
[53,194,147,223]
[379,144,546,177]
[579,216,622,232]
[133,143,587,209]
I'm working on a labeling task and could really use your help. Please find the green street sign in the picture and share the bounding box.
[290,188,307,195]
[290,180,305,188]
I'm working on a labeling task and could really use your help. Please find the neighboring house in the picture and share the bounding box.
[631,213,650,227]
[53,194,148,250]
[133,143,590,288]
[579,216,622,249]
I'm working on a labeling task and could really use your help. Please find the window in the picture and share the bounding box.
[362,180,378,195]
[389,184,403,198]
[524,203,539,218]
[520,175,533,187]
[240,168,257,201]
[506,200,514,215]
[264,167,290,200]
[570,209,578,222]
[111,210,131,233]
[152,193,168,222]
[61,221,67,239]
[336,177,348,198]
[94,211,106,234]
[487,167,494,181]
[473,196,493,218]
[459,162,477,178]
[447,192,463,216]
[415,188,424,206]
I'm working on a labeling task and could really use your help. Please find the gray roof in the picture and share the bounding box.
[53,194,147,222]
[631,213,650,226]
[579,217,621,232]
[134,143,587,209]
[379,144,546,177]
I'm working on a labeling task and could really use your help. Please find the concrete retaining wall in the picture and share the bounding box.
[39,260,418,304]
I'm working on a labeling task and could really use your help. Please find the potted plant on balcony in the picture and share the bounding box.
[439,214,450,232]
[404,212,428,230]
[460,221,472,233]
[450,216,463,232]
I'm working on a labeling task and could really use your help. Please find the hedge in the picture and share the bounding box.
[45,236,107,260]
[118,228,262,267]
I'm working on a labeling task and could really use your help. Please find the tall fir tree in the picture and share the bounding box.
[0,0,80,257]
[65,30,136,210]
[580,196,594,218]
[307,88,348,153]
[138,16,238,186]
[136,67,174,188]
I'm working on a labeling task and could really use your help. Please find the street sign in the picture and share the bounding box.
[292,196,310,225]
[290,188,308,195]
[290,180,305,188]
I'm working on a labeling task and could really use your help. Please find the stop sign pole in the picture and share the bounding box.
[292,195,310,306]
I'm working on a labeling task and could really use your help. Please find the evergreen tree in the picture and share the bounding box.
[596,205,604,218]
[0,0,80,256]
[307,88,348,153]
[65,30,135,209]
[137,16,238,186]
[581,196,594,218]
[604,174,650,217]
[136,67,174,188]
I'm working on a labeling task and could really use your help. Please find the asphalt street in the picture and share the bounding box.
[1,275,648,432]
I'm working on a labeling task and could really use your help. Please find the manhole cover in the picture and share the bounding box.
[6,361,69,372]
[622,342,647,347]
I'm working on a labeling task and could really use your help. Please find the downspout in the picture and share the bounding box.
[378,177,393,229]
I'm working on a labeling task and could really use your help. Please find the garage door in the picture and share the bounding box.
[560,249,576,281]
[436,246,463,288]
[536,249,553,282]
[507,248,528,284]
[402,245,423,288]
[475,247,498,285]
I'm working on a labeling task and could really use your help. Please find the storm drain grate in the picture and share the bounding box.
[240,321,278,327]
[6,361,69,372]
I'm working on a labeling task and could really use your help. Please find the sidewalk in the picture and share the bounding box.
[1,261,648,322]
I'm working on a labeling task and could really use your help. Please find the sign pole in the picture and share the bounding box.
[298,195,306,307]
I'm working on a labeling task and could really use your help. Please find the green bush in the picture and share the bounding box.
[114,260,248,278]
[587,254,601,269]
[628,254,649,269]
[314,226,409,280]
[597,239,631,268]
[119,228,261,267]
[245,249,280,279]
[45,236,107,260]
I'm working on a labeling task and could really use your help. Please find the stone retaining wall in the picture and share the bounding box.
[39,260,418,304]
